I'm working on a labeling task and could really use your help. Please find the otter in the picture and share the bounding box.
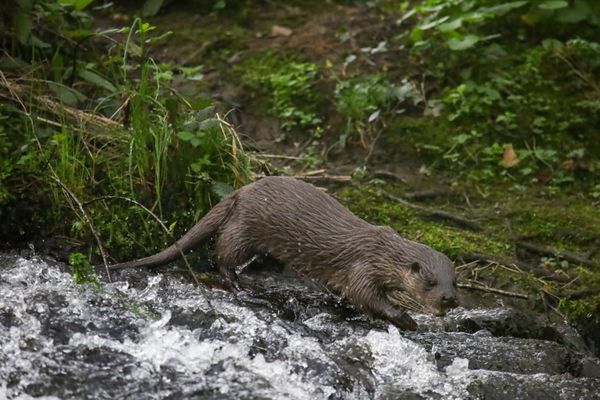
[110,176,458,330]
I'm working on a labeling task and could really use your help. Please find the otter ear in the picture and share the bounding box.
[410,262,421,273]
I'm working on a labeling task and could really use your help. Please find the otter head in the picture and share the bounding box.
[377,228,458,317]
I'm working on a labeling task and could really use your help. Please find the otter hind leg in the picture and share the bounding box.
[215,225,255,292]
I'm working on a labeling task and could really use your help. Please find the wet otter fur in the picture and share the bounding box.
[110,176,458,330]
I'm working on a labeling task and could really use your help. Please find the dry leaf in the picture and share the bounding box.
[503,143,519,168]
[560,159,575,170]
[271,25,293,37]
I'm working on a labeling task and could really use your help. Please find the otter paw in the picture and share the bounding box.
[390,312,418,331]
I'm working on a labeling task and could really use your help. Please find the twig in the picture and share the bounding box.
[455,260,480,271]
[0,77,123,132]
[403,189,452,201]
[462,191,473,209]
[460,252,530,270]
[517,241,596,268]
[363,127,384,165]
[300,169,327,176]
[554,51,600,93]
[257,153,303,160]
[293,175,352,183]
[369,170,407,183]
[379,190,484,231]
[50,176,112,282]
[458,282,529,299]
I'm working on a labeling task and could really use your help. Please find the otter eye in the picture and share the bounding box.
[426,278,437,288]
[410,262,421,273]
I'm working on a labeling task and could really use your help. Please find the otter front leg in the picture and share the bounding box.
[368,297,417,331]
[343,280,417,330]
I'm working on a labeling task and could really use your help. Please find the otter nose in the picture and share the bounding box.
[441,294,458,309]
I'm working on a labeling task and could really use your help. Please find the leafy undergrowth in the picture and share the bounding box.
[0,2,254,261]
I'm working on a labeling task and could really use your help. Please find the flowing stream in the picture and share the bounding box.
[1,253,599,399]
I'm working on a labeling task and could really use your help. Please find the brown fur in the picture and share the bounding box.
[110,176,458,330]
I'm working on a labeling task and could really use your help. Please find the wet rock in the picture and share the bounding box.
[412,332,572,375]
[467,372,600,400]
[2,254,599,400]
[446,307,562,341]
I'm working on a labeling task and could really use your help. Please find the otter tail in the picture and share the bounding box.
[109,193,237,270]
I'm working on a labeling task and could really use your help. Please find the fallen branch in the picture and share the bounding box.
[294,174,352,183]
[0,74,122,131]
[403,189,452,201]
[300,169,327,176]
[369,170,407,183]
[517,241,596,268]
[379,190,483,231]
[460,253,530,270]
[458,282,529,299]
[257,153,303,160]
[363,127,384,166]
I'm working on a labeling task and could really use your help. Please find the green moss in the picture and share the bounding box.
[560,294,600,352]
[336,185,509,260]
[477,187,600,263]
[385,116,456,161]
[236,52,323,134]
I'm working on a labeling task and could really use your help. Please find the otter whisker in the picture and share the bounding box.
[387,290,425,313]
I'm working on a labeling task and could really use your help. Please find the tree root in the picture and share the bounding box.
[379,190,483,231]
[517,241,596,268]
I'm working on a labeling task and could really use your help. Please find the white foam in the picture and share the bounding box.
[364,325,473,399]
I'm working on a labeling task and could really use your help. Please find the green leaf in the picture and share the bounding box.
[195,105,216,121]
[0,55,29,70]
[64,29,95,39]
[542,39,563,49]
[482,1,528,16]
[30,35,51,49]
[419,16,450,30]
[211,182,233,199]
[126,42,143,57]
[58,0,95,10]
[409,27,423,43]
[539,1,569,10]
[198,118,222,132]
[12,12,32,45]
[555,0,592,23]
[48,82,83,106]
[154,70,173,81]
[177,131,196,142]
[142,0,164,17]
[69,252,99,286]
[74,0,95,10]
[447,35,480,51]
[437,19,463,33]
[78,69,118,93]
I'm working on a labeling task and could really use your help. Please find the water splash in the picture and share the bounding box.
[0,255,598,399]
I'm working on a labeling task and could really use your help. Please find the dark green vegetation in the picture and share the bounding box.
[0,0,253,262]
[1,1,599,352]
